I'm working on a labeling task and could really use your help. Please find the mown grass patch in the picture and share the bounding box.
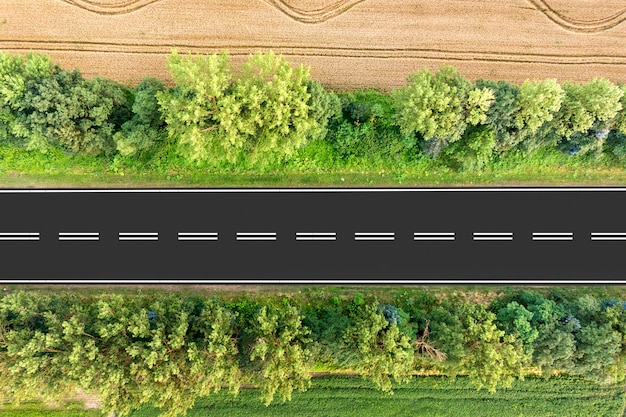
[127,376,626,417]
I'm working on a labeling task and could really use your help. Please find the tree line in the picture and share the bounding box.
[1,51,626,172]
[1,289,625,416]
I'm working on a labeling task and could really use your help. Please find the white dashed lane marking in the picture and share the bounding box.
[296,232,337,241]
[59,232,99,241]
[237,232,277,241]
[532,232,573,241]
[178,232,218,241]
[414,232,455,241]
[473,232,514,241]
[0,232,39,241]
[591,232,626,241]
[355,232,395,241]
[119,232,159,241]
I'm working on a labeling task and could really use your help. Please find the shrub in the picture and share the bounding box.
[328,90,412,166]
[442,125,496,171]
[0,52,54,146]
[475,79,522,152]
[17,69,130,155]
[114,77,166,156]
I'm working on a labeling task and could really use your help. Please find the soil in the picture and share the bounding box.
[0,0,624,89]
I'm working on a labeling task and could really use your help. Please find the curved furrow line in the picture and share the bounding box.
[61,0,161,15]
[261,0,366,23]
[528,0,626,33]
[56,0,626,31]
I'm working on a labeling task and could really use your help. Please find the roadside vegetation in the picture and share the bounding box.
[3,286,626,417]
[1,51,626,187]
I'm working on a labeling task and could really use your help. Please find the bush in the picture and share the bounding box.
[114,77,166,156]
[327,90,412,166]
[442,125,496,171]
[0,52,54,146]
[475,79,522,152]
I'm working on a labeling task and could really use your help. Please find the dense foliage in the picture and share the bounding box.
[1,51,626,176]
[2,289,626,417]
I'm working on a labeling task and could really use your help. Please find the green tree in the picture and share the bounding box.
[515,79,564,135]
[494,79,564,156]
[496,301,539,359]
[157,50,233,163]
[430,303,524,392]
[0,292,83,406]
[615,83,626,135]
[249,304,312,406]
[159,50,325,167]
[553,78,623,140]
[216,51,317,166]
[393,66,493,157]
[342,301,414,393]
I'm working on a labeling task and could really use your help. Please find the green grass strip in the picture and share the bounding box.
[129,376,625,417]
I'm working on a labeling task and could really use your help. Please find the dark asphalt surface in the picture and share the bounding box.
[0,188,624,282]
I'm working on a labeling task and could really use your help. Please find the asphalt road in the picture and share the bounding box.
[0,188,625,283]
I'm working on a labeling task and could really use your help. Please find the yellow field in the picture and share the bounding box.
[0,0,625,89]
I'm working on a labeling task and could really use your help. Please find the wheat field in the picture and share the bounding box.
[0,0,625,89]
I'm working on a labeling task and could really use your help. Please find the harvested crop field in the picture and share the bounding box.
[0,0,625,89]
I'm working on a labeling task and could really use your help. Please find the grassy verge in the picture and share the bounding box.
[3,376,623,417]
[127,376,625,417]
[0,402,99,417]
[1,145,626,188]
[6,285,626,310]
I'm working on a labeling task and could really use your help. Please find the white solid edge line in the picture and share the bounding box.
[473,237,514,240]
[414,232,455,236]
[532,237,574,240]
[59,237,100,241]
[178,237,219,240]
[591,237,626,240]
[296,237,337,241]
[532,232,573,236]
[414,237,456,240]
[7,279,626,284]
[473,232,513,236]
[2,187,626,193]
